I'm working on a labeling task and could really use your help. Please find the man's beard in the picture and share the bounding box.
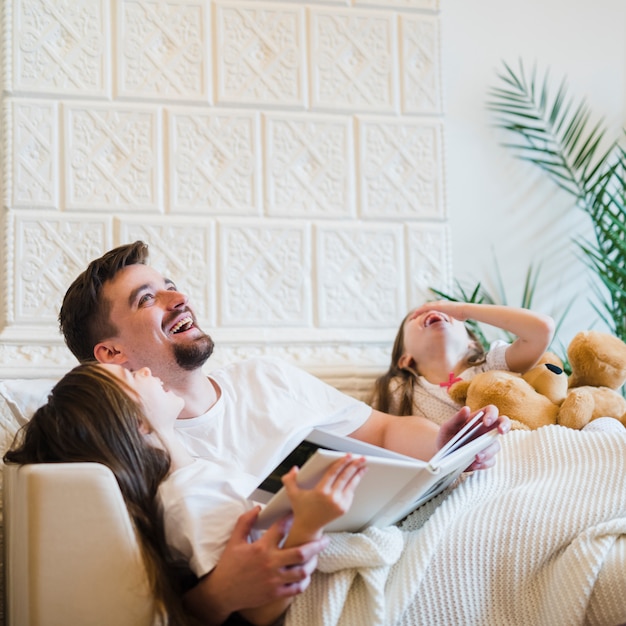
[173,333,214,371]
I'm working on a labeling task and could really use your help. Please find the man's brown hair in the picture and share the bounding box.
[59,241,149,363]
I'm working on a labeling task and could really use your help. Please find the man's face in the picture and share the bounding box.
[97,264,214,377]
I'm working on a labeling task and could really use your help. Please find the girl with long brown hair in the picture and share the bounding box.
[370,301,555,424]
[4,363,366,626]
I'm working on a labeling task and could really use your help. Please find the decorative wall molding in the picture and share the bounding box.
[11,100,59,208]
[1,0,447,381]
[0,335,390,386]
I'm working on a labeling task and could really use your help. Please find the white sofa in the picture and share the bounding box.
[0,379,158,626]
[0,372,376,626]
[4,463,155,626]
[0,378,155,626]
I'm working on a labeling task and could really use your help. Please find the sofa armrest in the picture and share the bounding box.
[4,463,156,626]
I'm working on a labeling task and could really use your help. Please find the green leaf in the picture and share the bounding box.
[489,59,626,343]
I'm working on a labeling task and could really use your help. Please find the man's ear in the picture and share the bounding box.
[94,341,128,365]
[398,353,414,370]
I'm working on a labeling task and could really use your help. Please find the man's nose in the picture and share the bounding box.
[162,289,188,308]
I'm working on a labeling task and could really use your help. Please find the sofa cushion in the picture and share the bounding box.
[0,379,56,626]
[0,379,56,427]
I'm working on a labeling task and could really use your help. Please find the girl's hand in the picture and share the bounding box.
[282,454,367,538]
[411,300,470,322]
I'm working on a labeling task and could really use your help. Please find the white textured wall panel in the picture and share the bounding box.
[63,103,162,211]
[406,222,451,303]
[116,1,209,101]
[316,222,405,327]
[400,14,442,114]
[12,0,110,97]
[308,7,397,113]
[1,0,448,378]
[168,108,260,215]
[264,112,354,218]
[12,211,113,323]
[219,219,311,326]
[214,2,306,107]
[357,116,445,219]
[11,100,59,209]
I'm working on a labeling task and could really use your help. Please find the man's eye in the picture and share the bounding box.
[138,293,154,306]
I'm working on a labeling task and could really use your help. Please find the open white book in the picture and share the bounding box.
[252,411,498,532]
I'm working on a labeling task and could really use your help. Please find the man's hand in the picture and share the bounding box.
[183,506,328,625]
[438,405,511,471]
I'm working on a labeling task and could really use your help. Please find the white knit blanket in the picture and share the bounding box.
[286,426,626,626]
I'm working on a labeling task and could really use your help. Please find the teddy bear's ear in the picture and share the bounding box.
[448,380,471,404]
[568,330,626,389]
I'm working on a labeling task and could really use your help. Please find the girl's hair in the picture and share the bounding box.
[370,310,487,416]
[3,363,191,625]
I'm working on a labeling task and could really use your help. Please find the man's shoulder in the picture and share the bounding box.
[210,356,331,399]
[212,355,302,377]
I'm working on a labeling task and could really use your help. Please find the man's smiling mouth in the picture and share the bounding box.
[170,316,193,334]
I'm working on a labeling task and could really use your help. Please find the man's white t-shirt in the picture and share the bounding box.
[159,356,372,577]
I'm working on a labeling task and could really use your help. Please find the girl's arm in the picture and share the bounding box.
[239,455,366,626]
[413,301,555,373]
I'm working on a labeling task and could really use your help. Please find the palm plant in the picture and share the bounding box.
[487,60,626,343]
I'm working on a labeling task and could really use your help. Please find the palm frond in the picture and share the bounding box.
[487,59,613,203]
[490,60,626,344]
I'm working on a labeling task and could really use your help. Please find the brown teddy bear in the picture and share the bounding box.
[448,330,626,431]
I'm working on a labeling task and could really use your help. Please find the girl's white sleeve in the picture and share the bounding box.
[157,460,253,577]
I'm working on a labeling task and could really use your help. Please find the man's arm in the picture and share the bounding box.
[349,405,510,466]
[349,408,440,459]
[182,507,328,625]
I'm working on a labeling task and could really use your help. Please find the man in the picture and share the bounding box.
[59,241,509,624]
